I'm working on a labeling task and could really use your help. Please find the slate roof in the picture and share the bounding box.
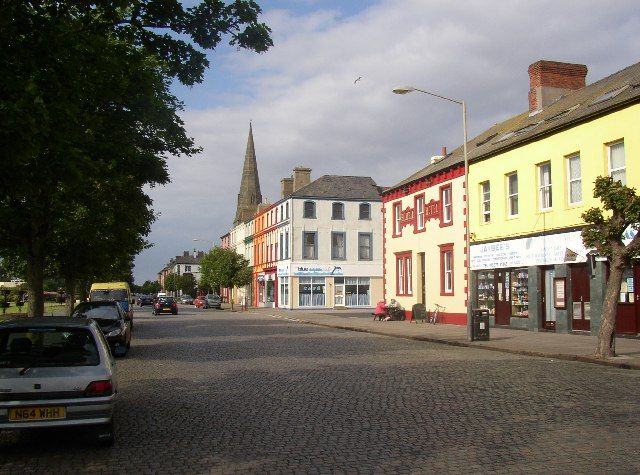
[385,60,640,193]
[290,175,382,201]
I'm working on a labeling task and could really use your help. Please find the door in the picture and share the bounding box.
[615,264,639,334]
[571,264,590,331]
[542,268,556,330]
[419,253,426,304]
[494,270,511,325]
[334,277,344,306]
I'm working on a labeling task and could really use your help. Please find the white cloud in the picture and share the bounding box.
[134,0,640,282]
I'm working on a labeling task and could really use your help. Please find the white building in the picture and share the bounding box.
[274,175,384,309]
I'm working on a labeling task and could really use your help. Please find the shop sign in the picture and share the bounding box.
[277,265,290,276]
[470,231,588,270]
[623,224,639,245]
[293,265,343,276]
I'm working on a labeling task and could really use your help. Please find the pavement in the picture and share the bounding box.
[239,306,640,370]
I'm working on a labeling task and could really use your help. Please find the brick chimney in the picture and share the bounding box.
[280,177,294,198]
[528,60,587,113]
[292,167,311,192]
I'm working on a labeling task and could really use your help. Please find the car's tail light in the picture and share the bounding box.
[85,380,113,397]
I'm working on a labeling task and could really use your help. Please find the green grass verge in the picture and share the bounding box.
[1,302,67,315]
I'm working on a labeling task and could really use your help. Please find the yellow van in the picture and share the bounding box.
[89,282,134,327]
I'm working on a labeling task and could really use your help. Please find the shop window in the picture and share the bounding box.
[302,232,317,259]
[332,202,345,220]
[359,203,371,220]
[393,202,402,237]
[476,270,495,315]
[415,194,425,231]
[440,185,452,226]
[507,172,518,217]
[608,140,626,185]
[358,233,372,260]
[303,201,316,218]
[299,277,325,306]
[439,244,454,295]
[510,268,529,317]
[567,153,582,205]
[395,252,412,296]
[538,161,552,210]
[345,277,371,306]
[480,181,490,223]
[331,232,346,260]
[618,267,634,303]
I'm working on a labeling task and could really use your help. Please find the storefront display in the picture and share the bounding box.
[299,277,325,306]
[476,270,495,315]
[344,277,370,306]
[510,268,529,317]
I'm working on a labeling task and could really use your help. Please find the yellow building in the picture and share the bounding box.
[467,60,640,335]
[382,150,468,324]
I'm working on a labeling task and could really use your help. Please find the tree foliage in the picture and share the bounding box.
[581,176,640,358]
[200,247,251,308]
[0,1,272,317]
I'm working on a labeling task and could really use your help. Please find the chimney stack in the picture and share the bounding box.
[280,177,294,198]
[292,167,312,192]
[528,60,587,113]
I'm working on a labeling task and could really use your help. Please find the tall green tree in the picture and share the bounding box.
[164,273,180,295]
[179,273,197,297]
[0,1,272,317]
[200,247,251,310]
[140,280,162,295]
[581,176,640,358]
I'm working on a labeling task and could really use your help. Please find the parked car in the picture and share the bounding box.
[180,295,194,305]
[194,295,208,309]
[71,301,132,357]
[0,317,117,446]
[205,294,221,309]
[153,296,178,315]
[137,295,154,306]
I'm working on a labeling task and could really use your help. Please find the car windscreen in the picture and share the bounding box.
[0,327,100,368]
[90,289,127,301]
[72,304,120,320]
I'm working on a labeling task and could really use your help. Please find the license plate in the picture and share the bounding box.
[9,406,66,421]
[163,307,171,311]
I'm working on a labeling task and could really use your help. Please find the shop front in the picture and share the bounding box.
[471,231,590,332]
[255,270,277,308]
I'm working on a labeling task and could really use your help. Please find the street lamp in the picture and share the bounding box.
[393,85,473,341]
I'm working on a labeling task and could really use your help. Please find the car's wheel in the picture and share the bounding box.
[94,419,115,447]
[172,311,177,315]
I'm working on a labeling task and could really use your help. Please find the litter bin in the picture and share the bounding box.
[472,309,490,341]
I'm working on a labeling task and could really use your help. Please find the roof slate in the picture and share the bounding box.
[291,175,382,201]
[385,60,640,193]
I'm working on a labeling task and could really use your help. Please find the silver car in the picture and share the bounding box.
[205,294,221,309]
[0,318,117,446]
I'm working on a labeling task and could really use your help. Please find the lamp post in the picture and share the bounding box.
[393,86,473,341]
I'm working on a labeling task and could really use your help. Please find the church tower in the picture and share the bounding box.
[233,123,263,225]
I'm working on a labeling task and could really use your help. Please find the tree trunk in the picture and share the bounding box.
[64,277,76,317]
[26,239,45,318]
[596,255,624,358]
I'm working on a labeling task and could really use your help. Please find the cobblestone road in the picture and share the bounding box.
[2,308,640,474]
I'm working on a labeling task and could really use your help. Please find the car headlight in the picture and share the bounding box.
[105,327,123,337]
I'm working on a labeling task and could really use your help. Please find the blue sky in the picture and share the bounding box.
[134,0,640,284]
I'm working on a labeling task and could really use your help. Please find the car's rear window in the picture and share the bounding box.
[158,297,174,303]
[72,304,120,320]
[90,289,127,301]
[0,327,100,368]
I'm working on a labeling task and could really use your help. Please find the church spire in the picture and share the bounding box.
[233,123,263,225]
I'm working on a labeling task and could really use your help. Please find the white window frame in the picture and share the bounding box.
[566,153,582,205]
[442,187,452,223]
[608,140,626,185]
[416,195,425,230]
[393,202,402,235]
[507,173,518,217]
[444,251,453,293]
[480,181,490,223]
[538,162,552,211]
